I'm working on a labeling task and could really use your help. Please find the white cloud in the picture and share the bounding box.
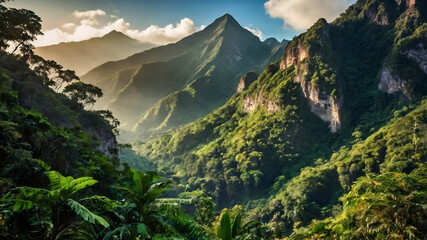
[73,9,106,19]
[244,26,263,39]
[33,10,202,47]
[72,9,107,26]
[264,0,353,30]
[62,23,75,30]
[34,18,130,46]
[126,18,197,45]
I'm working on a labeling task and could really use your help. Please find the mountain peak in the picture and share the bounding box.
[219,13,235,21]
[211,13,241,30]
[215,13,240,26]
[264,37,279,46]
[103,30,130,39]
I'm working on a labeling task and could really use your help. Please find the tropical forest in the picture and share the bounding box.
[0,0,426,239]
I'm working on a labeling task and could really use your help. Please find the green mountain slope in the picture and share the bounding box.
[0,52,118,158]
[130,0,427,236]
[284,100,426,239]
[81,14,288,139]
[34,30,155,75]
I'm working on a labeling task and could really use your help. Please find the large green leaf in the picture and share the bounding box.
[80,195,120,211]
[136,223,150,238]
[129,168,143,192]
[9,198,35,212]
[145,181,172,203]
[46,171,72,191]
[216,209,232,240]
[68,176,98,195]
[34,159,51,171]
[46,171,97,199]
[230,211,241,237]
[67,199,109,228]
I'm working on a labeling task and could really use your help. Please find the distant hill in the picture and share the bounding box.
[34,31,155,75]
[81,14,288,140]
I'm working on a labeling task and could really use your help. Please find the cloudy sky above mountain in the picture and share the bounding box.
[5,0,355,47]
[32,9,203,46]
[265,0,355,30]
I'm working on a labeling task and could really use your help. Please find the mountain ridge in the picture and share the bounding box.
[34,31,155,75]
[82,14,288,139]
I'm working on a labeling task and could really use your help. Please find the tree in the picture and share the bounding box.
[103,168,201,239]
[0,1,42,53]
[97,110,121,135]
[0,1,79,90]
[63,82,103,108]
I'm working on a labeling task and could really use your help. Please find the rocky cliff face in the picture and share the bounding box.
[279,44,309,70]
[360,0,417,25]
[362,3,390,25]
[241,22,342,132]
[237,0,424,133]
[298,72,342,132]
[280,43,341,132]
[378,41,426,100]
[237,72,258,92]
[242,92,281,113]
[87,128,118,158]
[405,43,427,74]
[396,0,416,9]
[378,68,409,96]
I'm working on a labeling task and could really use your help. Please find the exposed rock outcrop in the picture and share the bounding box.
[97,134,118,158]
[378,68,407,94]
[299,73,342,132]
[279,40,341,132]
[242,92,281,114]
[85,127,118,158]
[360,0,416,25]
[405,43,427,74]
[280,44,309,70]
[378,43,426,100]
[363,4,389,25]
[395,0,416,9]
[237,71,258,92]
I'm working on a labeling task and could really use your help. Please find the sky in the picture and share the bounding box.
[5,0,356,47]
